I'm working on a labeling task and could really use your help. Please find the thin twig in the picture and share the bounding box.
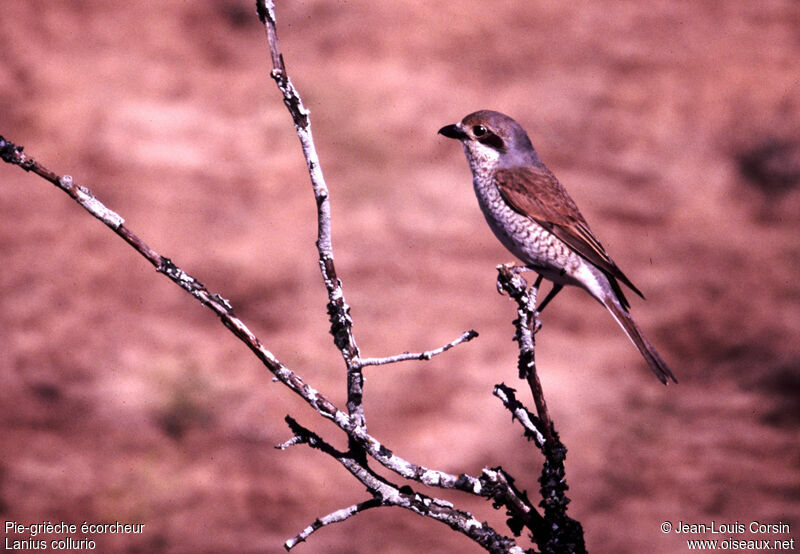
[256,0,366,436]
[284,498,383,551]
[358,330,478,367]
[274,435,307,450]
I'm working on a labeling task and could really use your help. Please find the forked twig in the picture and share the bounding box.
[496,264,553,444]
[278,416,528,554]
[496,266,586,553]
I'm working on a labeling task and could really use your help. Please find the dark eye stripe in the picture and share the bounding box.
[477,132,505,151]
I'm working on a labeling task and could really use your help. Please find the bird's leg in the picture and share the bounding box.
[536,283,563,314]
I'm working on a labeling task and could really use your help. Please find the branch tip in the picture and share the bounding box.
[284,499,383,551]
[275,434,306,450]
[358,329,479,367]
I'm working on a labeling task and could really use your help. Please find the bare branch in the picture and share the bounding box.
[256,0,365,433]
[284,498,383,551]
[250,16,542,546]
[281,417,529,554]
[358,330,478,367]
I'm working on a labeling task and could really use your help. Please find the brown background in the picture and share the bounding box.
[1,1,798,552]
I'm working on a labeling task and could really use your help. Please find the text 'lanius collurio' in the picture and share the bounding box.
[439,110,676,384]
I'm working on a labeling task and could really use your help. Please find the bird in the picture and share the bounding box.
[439,110,676,384]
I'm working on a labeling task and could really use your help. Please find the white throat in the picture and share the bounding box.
[461,141,501,183]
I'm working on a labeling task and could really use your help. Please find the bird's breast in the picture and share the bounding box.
[471,174,584,285]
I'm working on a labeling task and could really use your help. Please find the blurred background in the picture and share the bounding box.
[1,1,798,552]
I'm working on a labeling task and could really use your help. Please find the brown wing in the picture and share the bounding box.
[494,166,644,305]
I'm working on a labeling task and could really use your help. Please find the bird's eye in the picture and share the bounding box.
[472,125,488,137]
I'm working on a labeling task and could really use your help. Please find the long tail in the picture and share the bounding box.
[604,299,677,385]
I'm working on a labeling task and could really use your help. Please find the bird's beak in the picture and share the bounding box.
[438,123,468,140]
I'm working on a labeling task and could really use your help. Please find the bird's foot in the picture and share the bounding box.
[508,263,534,276]
[496,263,534,294]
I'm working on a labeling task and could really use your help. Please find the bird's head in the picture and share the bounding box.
[438,110,541,171]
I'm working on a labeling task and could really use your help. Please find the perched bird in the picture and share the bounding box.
[439,110,676,384]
